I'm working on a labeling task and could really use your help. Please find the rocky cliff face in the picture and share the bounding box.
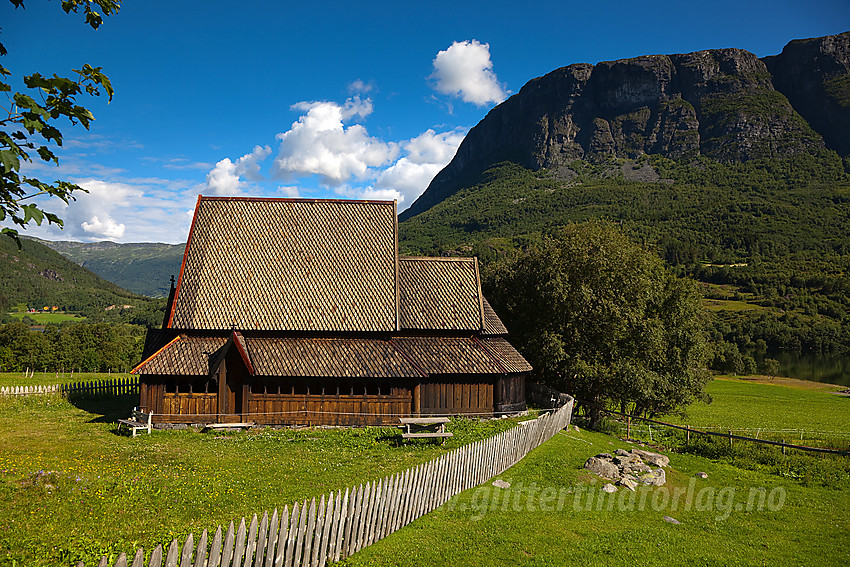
[764,32,850,157]
[401,32,849,221]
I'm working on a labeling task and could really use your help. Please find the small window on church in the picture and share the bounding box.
[165,380,177,394]
[251,381,265,394]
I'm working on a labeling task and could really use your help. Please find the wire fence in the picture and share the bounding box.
[575,401,849,456]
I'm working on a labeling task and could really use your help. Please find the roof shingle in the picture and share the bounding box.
[169,198,398,332]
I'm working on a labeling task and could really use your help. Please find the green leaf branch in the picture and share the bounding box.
[1,0,120,247]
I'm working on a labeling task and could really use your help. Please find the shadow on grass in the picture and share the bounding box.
[67,393,138,425]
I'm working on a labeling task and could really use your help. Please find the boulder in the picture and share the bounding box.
[602,483,618,493]
[638,468,667,487]
[663,516,681,524]
[630,449,670,467]
[492,479,511,489]
[614,453,642,466]
[622,461,652,475]
[584,457,620,479]
[614,448,631,457]
[618,477,638,491]
[594,453,614,460]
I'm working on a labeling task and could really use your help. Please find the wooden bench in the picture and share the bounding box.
[117,407,153,437]
[399,417,453,443]
[203,422,254,431]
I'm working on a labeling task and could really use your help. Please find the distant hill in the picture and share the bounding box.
[35,239,185,298]
[0,236,154,314]
[402,32,850,220]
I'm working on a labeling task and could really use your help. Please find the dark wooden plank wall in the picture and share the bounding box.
[142,374,526,424]
[419,378,493,416]
[495,374,526,413]
[247,393,411,426]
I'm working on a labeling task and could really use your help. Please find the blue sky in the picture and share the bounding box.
[3,0,849,243]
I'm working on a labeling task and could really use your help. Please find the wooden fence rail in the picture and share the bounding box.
[0,377,140,398]
[84,396,574,567]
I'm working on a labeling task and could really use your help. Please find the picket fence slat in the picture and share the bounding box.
[178,533,194,567]
[284,501,299,567]
[164,539,179,567]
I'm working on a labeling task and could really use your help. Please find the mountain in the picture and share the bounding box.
[36,239,185,298]
[0,236,153,314]
[401,32,850,221]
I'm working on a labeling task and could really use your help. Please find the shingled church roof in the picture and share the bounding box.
[135,196,528,376]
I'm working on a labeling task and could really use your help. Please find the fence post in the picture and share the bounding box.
[686,425,690,443]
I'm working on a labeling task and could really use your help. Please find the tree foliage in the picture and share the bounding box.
[484,221,711,424]
[0,0,120,246]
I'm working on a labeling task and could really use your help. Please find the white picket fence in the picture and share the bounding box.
[0,376,139,397]
[85,397,574,567]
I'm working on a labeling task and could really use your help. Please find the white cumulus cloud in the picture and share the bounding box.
[278,186,301,198]
[376,128,466,206]
[61,179,143,241]
[204,145,272,195]
[429,40,508,106]
[81,215,125,239]
[272,97,399,186]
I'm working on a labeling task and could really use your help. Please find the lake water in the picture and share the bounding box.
[767,351,850,388]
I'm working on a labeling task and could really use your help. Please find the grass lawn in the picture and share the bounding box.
[666,376,850,442]
[0,371,130,388]
[2,375,848,566]
[7,312,86,324]
[340,428,850,567]
[0,394,523,567]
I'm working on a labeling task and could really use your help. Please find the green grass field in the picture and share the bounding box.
[7,311,86,324]
[0,371,127,388]
[0,393,524,567]
[668,377,850,441]
[1,375,848,566]
[340,428,850,567]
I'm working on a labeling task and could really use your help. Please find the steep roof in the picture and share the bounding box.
[168,197,398,332]
[132,334,531,377]
[398,257,483,331]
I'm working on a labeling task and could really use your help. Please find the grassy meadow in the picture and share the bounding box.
[0,371,126,388]
[670,376,850,437]
[0,373,848,566]
[339,428,850,567]
[7,312,86,324]
[0,392,522,566]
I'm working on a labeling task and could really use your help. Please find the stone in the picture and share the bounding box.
[618,478,638,491]
[613,453,642,466]
[639,468,667,487]
[663,516,681,524]
[630,449,670,467]
[696,472,708,479]
[622,462,652,476]
[594,453,614,460]
[492,479,511,489]
[574,425,580,432]
[584,457,620,479]
[602,483,618,493]
[614,448,631,457]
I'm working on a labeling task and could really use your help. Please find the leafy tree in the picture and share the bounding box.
[485,221,711,426]
[1,0,119,246]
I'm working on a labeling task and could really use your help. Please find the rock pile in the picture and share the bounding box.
[583,448,670,490]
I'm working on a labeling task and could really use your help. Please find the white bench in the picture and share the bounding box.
[399,417,453,443]
[117,407,153,437]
